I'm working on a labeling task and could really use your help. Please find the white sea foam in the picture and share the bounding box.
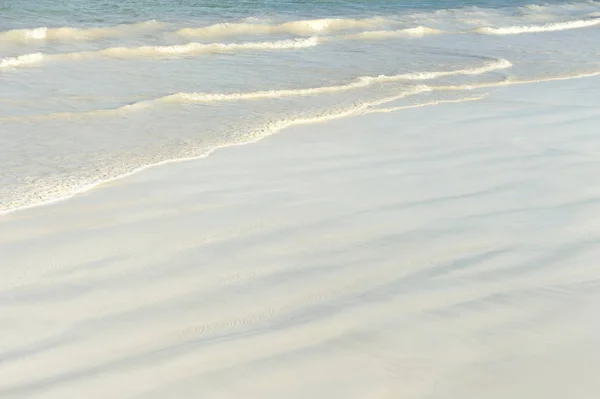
[342,26,443,40]
[0,58,510,120]
[89,37,319,58]
[521,4,546,11]
[163,58,511,104]
[433,70,600,94]
[177,17,392,37]
[21,58,507,114]
[361,94,487,115]
[244,86,433,142]
[0,85,430,215]
[3,68,600,215]
[11,61,600,127]
[374,58,512,82]
[475,18,600,35]
[0,20,164,43]
[163,77,374,104]
[0,53,44,69]
[1,38,318,68]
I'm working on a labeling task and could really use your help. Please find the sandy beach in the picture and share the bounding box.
[2,76,600,398]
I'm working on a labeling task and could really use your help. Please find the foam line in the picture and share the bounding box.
[433,70,600,92]
[0,20,164,43]
[0,58,510,119]
[0,85,430,216]
[475,18,600,35]
[161,58,511,104]
[342,26,443,39]
[0,37,319,69]
[176,17,392,37]
[361,95,487,115]
[0,53,44,69]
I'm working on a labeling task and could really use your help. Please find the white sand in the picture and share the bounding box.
[1,77,600,398]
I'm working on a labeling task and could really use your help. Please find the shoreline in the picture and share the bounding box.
[2,71,600,218]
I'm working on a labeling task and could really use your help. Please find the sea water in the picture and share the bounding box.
[1,0,599,212]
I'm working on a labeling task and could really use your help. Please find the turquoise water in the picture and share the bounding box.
[0,0,576,27]
[1,0,599,212]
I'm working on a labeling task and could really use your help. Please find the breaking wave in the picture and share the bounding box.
[80,37,319,58]
[342,26,443,39]
[0,38,319,68]
[161,58,510,104]
[0,53,44,69]
[0,20,164,43]
[177,17,393,37]
[475,18,600,35]
[0,58,510,119]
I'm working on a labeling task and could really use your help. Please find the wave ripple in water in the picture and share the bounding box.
[1,0,599,213]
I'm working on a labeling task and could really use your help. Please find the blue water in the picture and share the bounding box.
[0,0,589,28]
[1,0,599,212]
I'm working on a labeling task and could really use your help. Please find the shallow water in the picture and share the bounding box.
[1,0,599,212]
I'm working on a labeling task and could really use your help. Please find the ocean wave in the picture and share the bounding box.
[0,85,430,215]
[88,37,319,58]
[222,70,600,133]
[383,58,513,81]
[520,4,546,11]
[433,70,600,93]
[4,67,600,214]
[144,58,509,105]
[0,38,318,68]
[363,95,487,115]
[0,58,510,119]
[342,26,443,39]
[16,64,600,122]
[475,18,600,35]
[177,17,392,37]
[0,53,44,69]
[19,66,600,123]
[0,20,164,43]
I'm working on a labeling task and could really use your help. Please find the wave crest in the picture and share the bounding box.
[1,38,319,68]
[162,58,510,104]
[93,37,319,58]
[0,53,44,69]
[343,26,443,39]
[475,18,600,35]
[177,17,392,37]
[0,20,164,43]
